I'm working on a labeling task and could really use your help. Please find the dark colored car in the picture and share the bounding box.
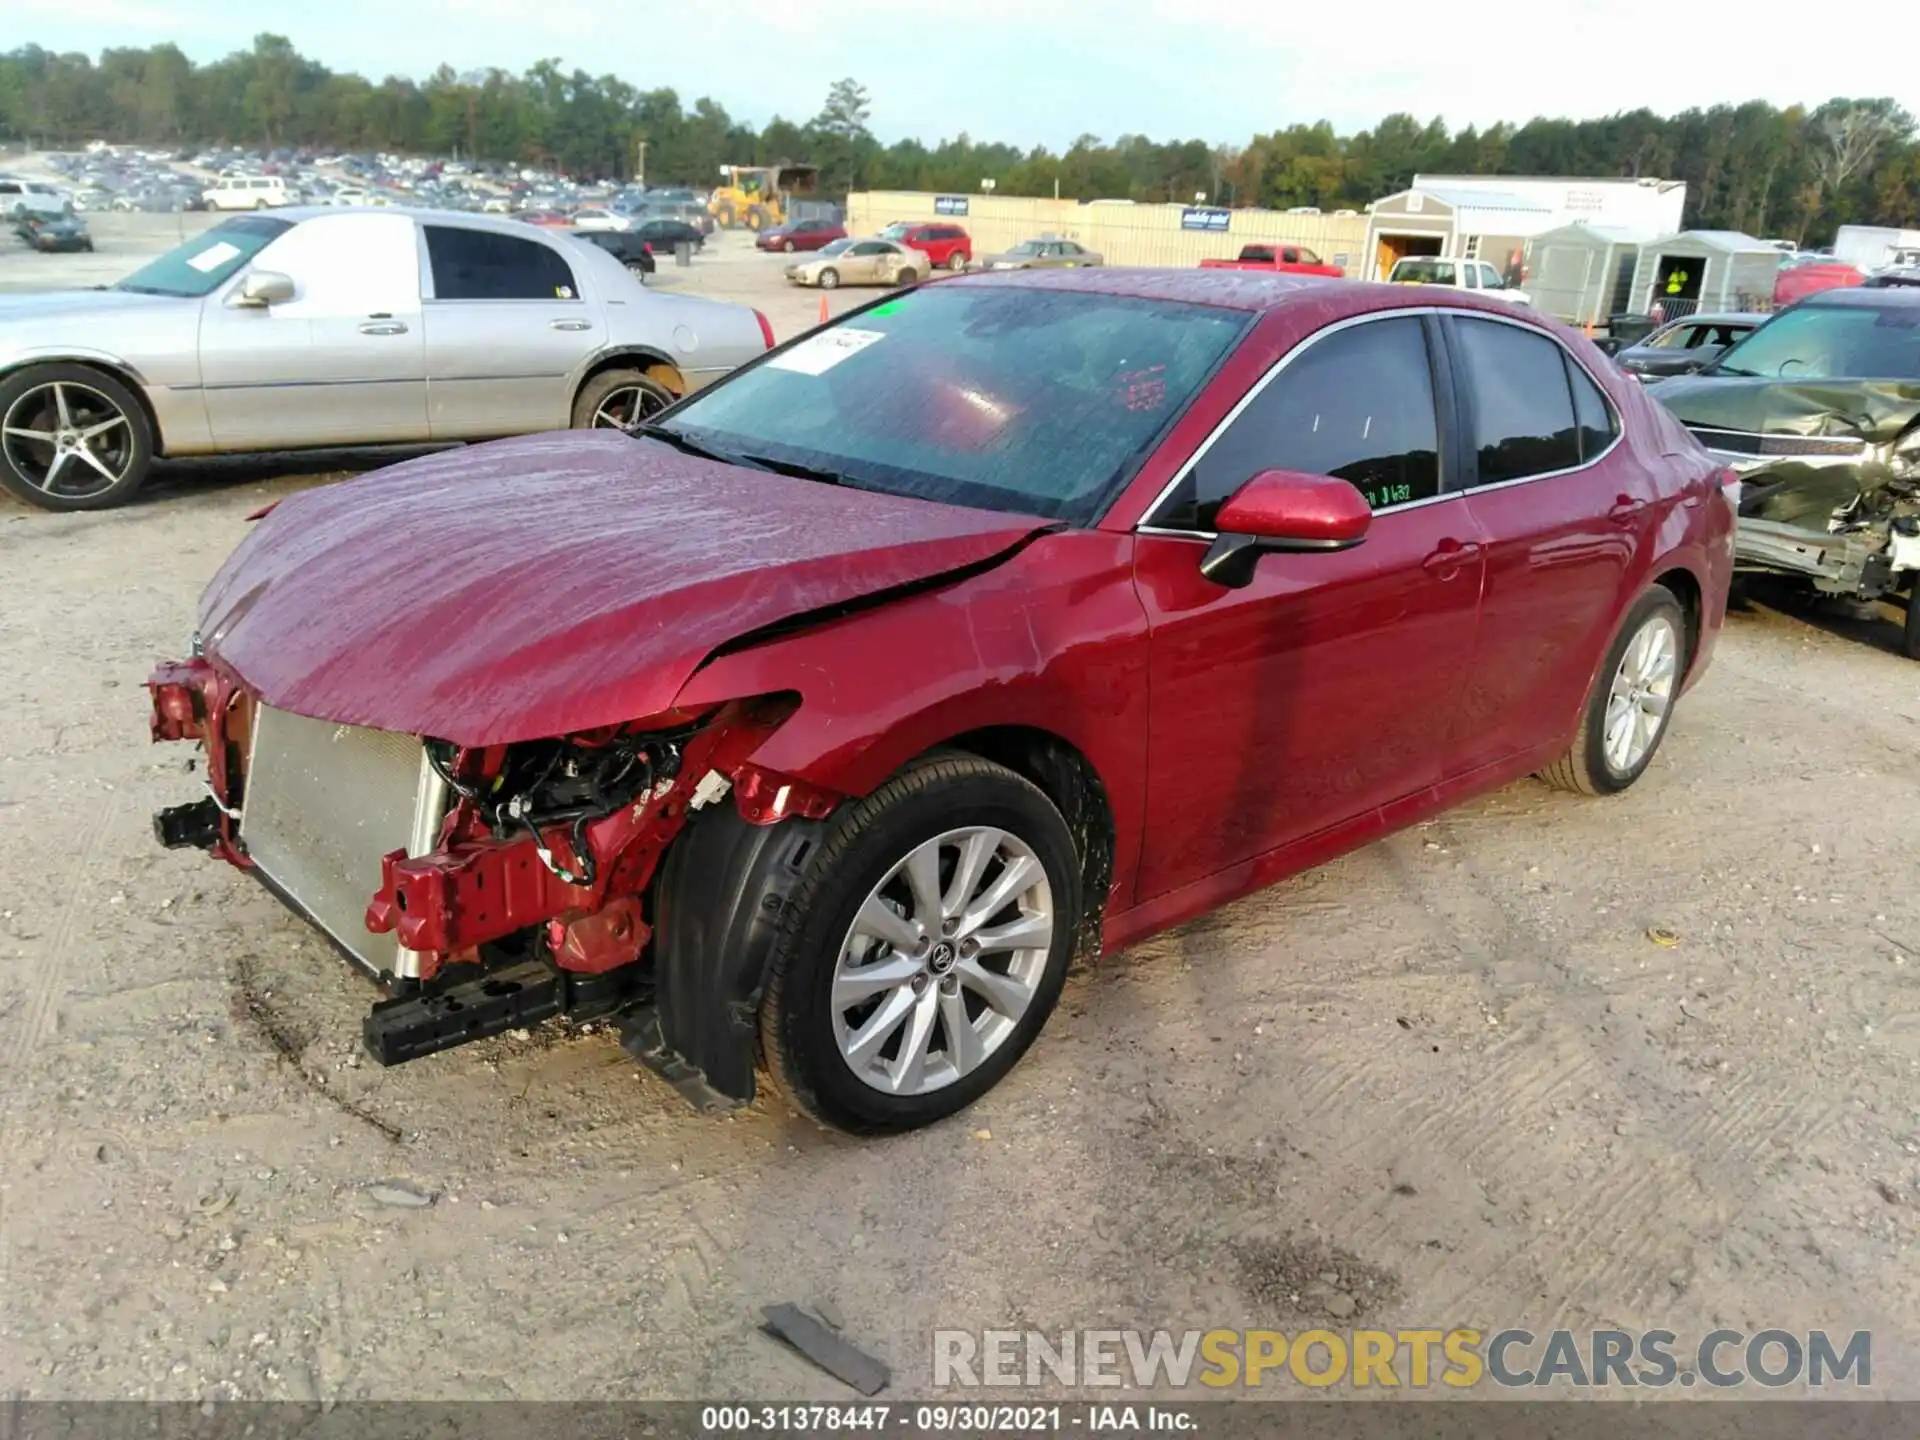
[146,272,1732,1134]
[631,218,705,253]
[757,218,848,253]
[14,214,93,252]
[1651,287,1920,657]
[567,227,655,280]
[879,221,973,271]
[1612,312,1765,383]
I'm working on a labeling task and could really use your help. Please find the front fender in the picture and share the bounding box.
[674,530,1152,909]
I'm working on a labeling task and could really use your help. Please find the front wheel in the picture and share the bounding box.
[948,251,968,271]
[783,239,796,253]
[0,363,154,511]
[1902,587,1920,661]
[1539,585,1688,795]
[761,754,1082,1134]
[817,267,840,290]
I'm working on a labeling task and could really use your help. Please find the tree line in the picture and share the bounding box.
[3,36,1916,245]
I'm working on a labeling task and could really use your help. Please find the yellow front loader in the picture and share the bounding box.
[708,164,820,231]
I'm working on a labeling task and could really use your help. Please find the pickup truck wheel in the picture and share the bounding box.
[572,370,674,432]
[1539,585,1687,795]
[760,754,1081,1135]
[1902,587,1920,661]
[0,363,153,512]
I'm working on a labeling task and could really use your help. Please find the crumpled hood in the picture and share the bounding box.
[1652,374,1920,444]
[198,431,1054,746]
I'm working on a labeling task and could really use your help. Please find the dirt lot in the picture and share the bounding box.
[2,219,1919,1403]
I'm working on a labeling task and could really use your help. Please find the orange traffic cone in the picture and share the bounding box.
[819,294,830,325]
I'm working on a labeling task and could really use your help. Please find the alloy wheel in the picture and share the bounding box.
[588,385,668,432]
[830,827,1054,1096]
[1604,613,1679,773]
[1,381,137,501]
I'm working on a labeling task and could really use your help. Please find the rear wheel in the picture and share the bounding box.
[1539,585,1688,795]
[761,755,1081,1134]
[948,250,968,271]
[817,267,840,290]
[0,363,153,511]
[570,370,675,432]
[1902,586,1920,661]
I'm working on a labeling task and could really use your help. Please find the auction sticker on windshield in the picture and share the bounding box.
[186,241,242,273]
[767,327,885,376]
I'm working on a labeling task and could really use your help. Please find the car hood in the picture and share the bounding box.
[197,431,1056,746]
[1652,374,1920,525]
[0,288,187,322]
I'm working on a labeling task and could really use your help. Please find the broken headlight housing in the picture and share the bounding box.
[1891,427,1920,485]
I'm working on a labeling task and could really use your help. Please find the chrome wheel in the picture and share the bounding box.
[1604,613,1679,774]
[1,381,137,500]
[589,385,668,432]
[831,827,1054,1097]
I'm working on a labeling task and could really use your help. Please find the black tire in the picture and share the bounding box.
[1902,586,1920,661]
[948,250,968,271]
[1539,584,1689,795]
[569,369,675,431]
[817,267,840,290]
[0,362,154,512]
[783,239,796,252]
[625,261,649,283]
[760,754,1082,1135]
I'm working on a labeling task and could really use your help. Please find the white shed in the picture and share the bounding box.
[1630,231,1780,320]
[1523,221,1656,327]
[1363,186,1556,281]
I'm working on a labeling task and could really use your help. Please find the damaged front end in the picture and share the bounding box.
[146,656,840,1106]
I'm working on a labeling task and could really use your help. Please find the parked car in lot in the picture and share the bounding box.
[13,213,93,253]
[979,237,1103,270]
[630,218,706,253]
[785,237,929,289]
[1650,286,1920,657]
[0,208,772,511]
[0,175,73,221]
[203,176,293,210]
[515,208,572,228]
[1386,255,1531,307]
[758,218,848,253]
[1610,312,1764,383]
[1200,243,1345,278]
[144,270,1732,1134]
[565,227,655,280]
[880,221,973,271]
[571,207,631,232]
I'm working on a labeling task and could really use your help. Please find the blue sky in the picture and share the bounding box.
[17,0,1920,151]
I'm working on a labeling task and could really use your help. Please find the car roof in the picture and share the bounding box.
[1796,285,1920,310]
[257,206,562,240]
[1655,311,1767,327]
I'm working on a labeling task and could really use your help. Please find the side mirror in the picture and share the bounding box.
[1591,336,1624,356]
[233,270,294,308]
[1199,469,1372,589]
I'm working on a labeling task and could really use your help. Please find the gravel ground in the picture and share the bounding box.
[1,219,1918,1403]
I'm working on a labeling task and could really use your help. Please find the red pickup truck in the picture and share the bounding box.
[1199,243,1345,278]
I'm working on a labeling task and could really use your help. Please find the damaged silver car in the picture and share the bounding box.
[1653,287,1920,658]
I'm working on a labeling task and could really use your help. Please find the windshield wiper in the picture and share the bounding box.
[632,423,741,464]
[1707,363,1757,377]
[732,453,858,488]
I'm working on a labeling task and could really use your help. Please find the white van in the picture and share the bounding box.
[203,176,293,211]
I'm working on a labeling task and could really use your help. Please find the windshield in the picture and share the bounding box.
[113,216,293,297]
[817,238,853,257]
[653,285,1249,524]
[880,223,909,240]
[1008,242,1044,256]
[1712,301,1920,380]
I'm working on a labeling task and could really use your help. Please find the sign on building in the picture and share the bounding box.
[1181,207,1232,232]
[934,195,969,216]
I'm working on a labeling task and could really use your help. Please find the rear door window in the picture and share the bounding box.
[425,225,579,300]
[1450,316,1585,483]
[1155,314,1443,528]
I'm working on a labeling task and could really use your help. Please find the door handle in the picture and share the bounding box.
[1421,538,1483,578]
[549,319,592,331]
[358,320,408,335]
[1607,495,1648,524]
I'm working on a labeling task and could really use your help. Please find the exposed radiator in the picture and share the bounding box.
[239,705,448,977]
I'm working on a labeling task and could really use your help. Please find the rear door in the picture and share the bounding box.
[1133,313,1489,898]
[1441,312,1644,773]
[198,212,427,449]
[420,222,604,439]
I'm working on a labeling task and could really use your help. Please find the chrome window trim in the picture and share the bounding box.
[1135,304,1624,539]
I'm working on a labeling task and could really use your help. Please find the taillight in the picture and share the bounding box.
[754,309,775,350]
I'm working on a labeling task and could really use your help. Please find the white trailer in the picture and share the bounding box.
[1832,225,1920,274]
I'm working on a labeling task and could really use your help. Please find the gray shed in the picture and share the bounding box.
[1523,222,1655,328]
[1630,231,1780,321]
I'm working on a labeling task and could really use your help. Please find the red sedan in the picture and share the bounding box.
[147,270,1733,1135]
[757,218,847,253]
